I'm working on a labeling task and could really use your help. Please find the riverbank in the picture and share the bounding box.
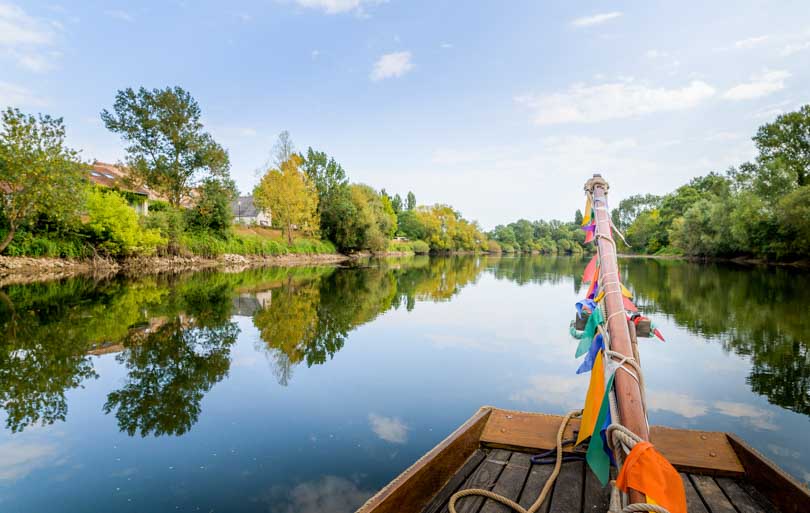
[618,252,810,267]
[0,253,352,287]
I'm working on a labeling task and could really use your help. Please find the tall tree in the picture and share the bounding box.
[0,108,86,254]
[300,147,353,248]
[406,191,416,210]
[391,193,403,214]
[272,130,296,168]
[753,104,810,187]
[254,154,319,243]
[101,86,230,207]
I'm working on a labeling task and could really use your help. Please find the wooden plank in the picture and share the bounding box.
[715,477,768,513]
[734,480,781,513]
[726,434,810,513]
[357,408,492,513]
[480,452,532,513]
[680,473,709,513]
[448,449,512,513]
[480,409,744,475]
[583,466,610,513]
[518,462,555,513]
[690,475,736,513]
[421,450,487,513]
[548,461,584,513]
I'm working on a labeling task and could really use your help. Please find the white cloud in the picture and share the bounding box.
[370,51,413,81]
[511,374,586,410]
[0,3,61,72]
[516,79,716,125]
[734,35,769,49]
[647,391,708,418]
[780,38,810,56]
[722,70,790,101]
[571,11,622,28]
[0,441,58,481]
[714,401,778,431]
[368,413,408,444]
[0,81,46,107]
[281,476,372,513]
[105,9,134,22]
[294,0,382,15]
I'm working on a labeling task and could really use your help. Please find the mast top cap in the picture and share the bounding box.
[584,174,609,192]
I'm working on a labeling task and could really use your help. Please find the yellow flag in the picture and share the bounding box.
[620,283,633,298]
[594,288,605,303]
[576,350,605,446]
[582,197,592,226]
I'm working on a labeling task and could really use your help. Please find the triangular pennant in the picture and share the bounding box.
[622,296,638,312]
[582,255,598,283]
[577,334,603,374]
[585,373,615,485]
[575,350,605,446]
[582,197,592,226]
[576,308,603,356]
[620,283,633,298]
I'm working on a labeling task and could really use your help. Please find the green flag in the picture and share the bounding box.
[586,373,615,485]
[576,308,603,357]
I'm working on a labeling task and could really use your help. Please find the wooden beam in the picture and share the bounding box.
[479,409,744,475]
[357,407,492,513]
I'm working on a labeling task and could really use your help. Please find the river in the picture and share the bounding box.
[0,255,808,512]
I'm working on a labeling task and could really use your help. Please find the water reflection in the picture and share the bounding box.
[0,255,808,443]
[622,259,810,416]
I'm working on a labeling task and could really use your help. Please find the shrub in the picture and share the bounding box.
[83,187,165,256]
[411,240,430,254]
[486,240,502,253]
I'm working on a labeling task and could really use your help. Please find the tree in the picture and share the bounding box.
[346,184,396,251]
[753,104,810,187]
[0,108,86,254]
[392,193,403,214]
[254,154,319,243]
[406,191,416,210]
[185,177,238,236]
[101,86,230,208]
[272,130,296,168]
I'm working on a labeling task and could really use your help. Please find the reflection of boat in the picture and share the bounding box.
[358,176,810,513]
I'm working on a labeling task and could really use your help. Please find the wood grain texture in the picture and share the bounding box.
[583,467,611,513]
[716,477,768,513]
[479,452,532,513]
[518,462,555,513]
[680,473,709,513]
[357,408,491,513]
[726,434,810,513]
[548,461,584,513]
[448,449,512,513]
[690,475,736,513]
[421,450,487,513]
[480,409,744,475]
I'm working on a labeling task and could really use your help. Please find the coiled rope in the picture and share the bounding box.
[448,409,582,513]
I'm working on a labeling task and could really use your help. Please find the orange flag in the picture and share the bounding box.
[616,442,687,513]
[575,350,605,446]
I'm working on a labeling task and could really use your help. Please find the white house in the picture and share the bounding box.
[231,196,271,226]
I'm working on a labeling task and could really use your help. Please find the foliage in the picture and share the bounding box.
[254,154,319,244]
[753,104,810,187]
[414,204,488,252]
[101,86,231,207]
[488,217,587,255]
[185,177,237,237]
[83,187,165,256]
[0,108,87,254]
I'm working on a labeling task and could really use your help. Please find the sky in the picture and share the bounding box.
[2,0,809,229]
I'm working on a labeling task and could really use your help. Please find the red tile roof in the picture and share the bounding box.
[89,162,161,200]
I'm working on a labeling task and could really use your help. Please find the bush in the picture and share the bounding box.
[486,240,502,253]
[3,230,92,259]
[83,187,165,256]
[411,240,430,254]
[142,208,185,255]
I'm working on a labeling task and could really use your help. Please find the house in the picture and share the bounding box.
[231,195,271,226]
[87,162,159,215]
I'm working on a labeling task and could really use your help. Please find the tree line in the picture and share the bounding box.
[614,104,810,261]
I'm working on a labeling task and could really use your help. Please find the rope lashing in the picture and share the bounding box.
[448,409,583,513]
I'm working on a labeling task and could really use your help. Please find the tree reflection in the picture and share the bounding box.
[104,277,239,436]
[624,259,810,416]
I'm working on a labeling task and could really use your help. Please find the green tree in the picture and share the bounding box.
[101,86,230,208]
[0,108,86,254]
[254,154,319,243]
[406,191,416,211]
[185,177,238,236]
[753,104,810,187]
[84,187,166,256]
[300,147,354,248]
[392,193,403,214]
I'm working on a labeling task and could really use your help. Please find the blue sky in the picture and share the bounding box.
[2,1,809,228]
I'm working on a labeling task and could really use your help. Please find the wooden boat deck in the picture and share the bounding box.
[357,407,810,513]
[421,447,781,513]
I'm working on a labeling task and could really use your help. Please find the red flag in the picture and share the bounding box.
[622,296,638,312]
[582,255,598,283]
[584,228,594,243]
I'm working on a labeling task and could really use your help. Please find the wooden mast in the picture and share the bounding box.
[586,174,648,505]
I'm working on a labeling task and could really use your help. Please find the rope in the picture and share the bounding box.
[448,409,582,513]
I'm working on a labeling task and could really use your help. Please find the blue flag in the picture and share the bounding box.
[577,334,603,374]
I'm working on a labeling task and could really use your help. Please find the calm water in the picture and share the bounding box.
[1,255,808,512]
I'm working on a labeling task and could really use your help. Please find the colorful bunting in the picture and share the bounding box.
[622,296,638,312]
[615,442,687,513]
[620,283,633,298]
[582,255,598,283]
[584,226,595,243]
[585,373,615,484]
[582,197,592,226]
[575,308,603,356]
[575,299,596,318]
[576,334,603,374]
[575,350,606,446]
